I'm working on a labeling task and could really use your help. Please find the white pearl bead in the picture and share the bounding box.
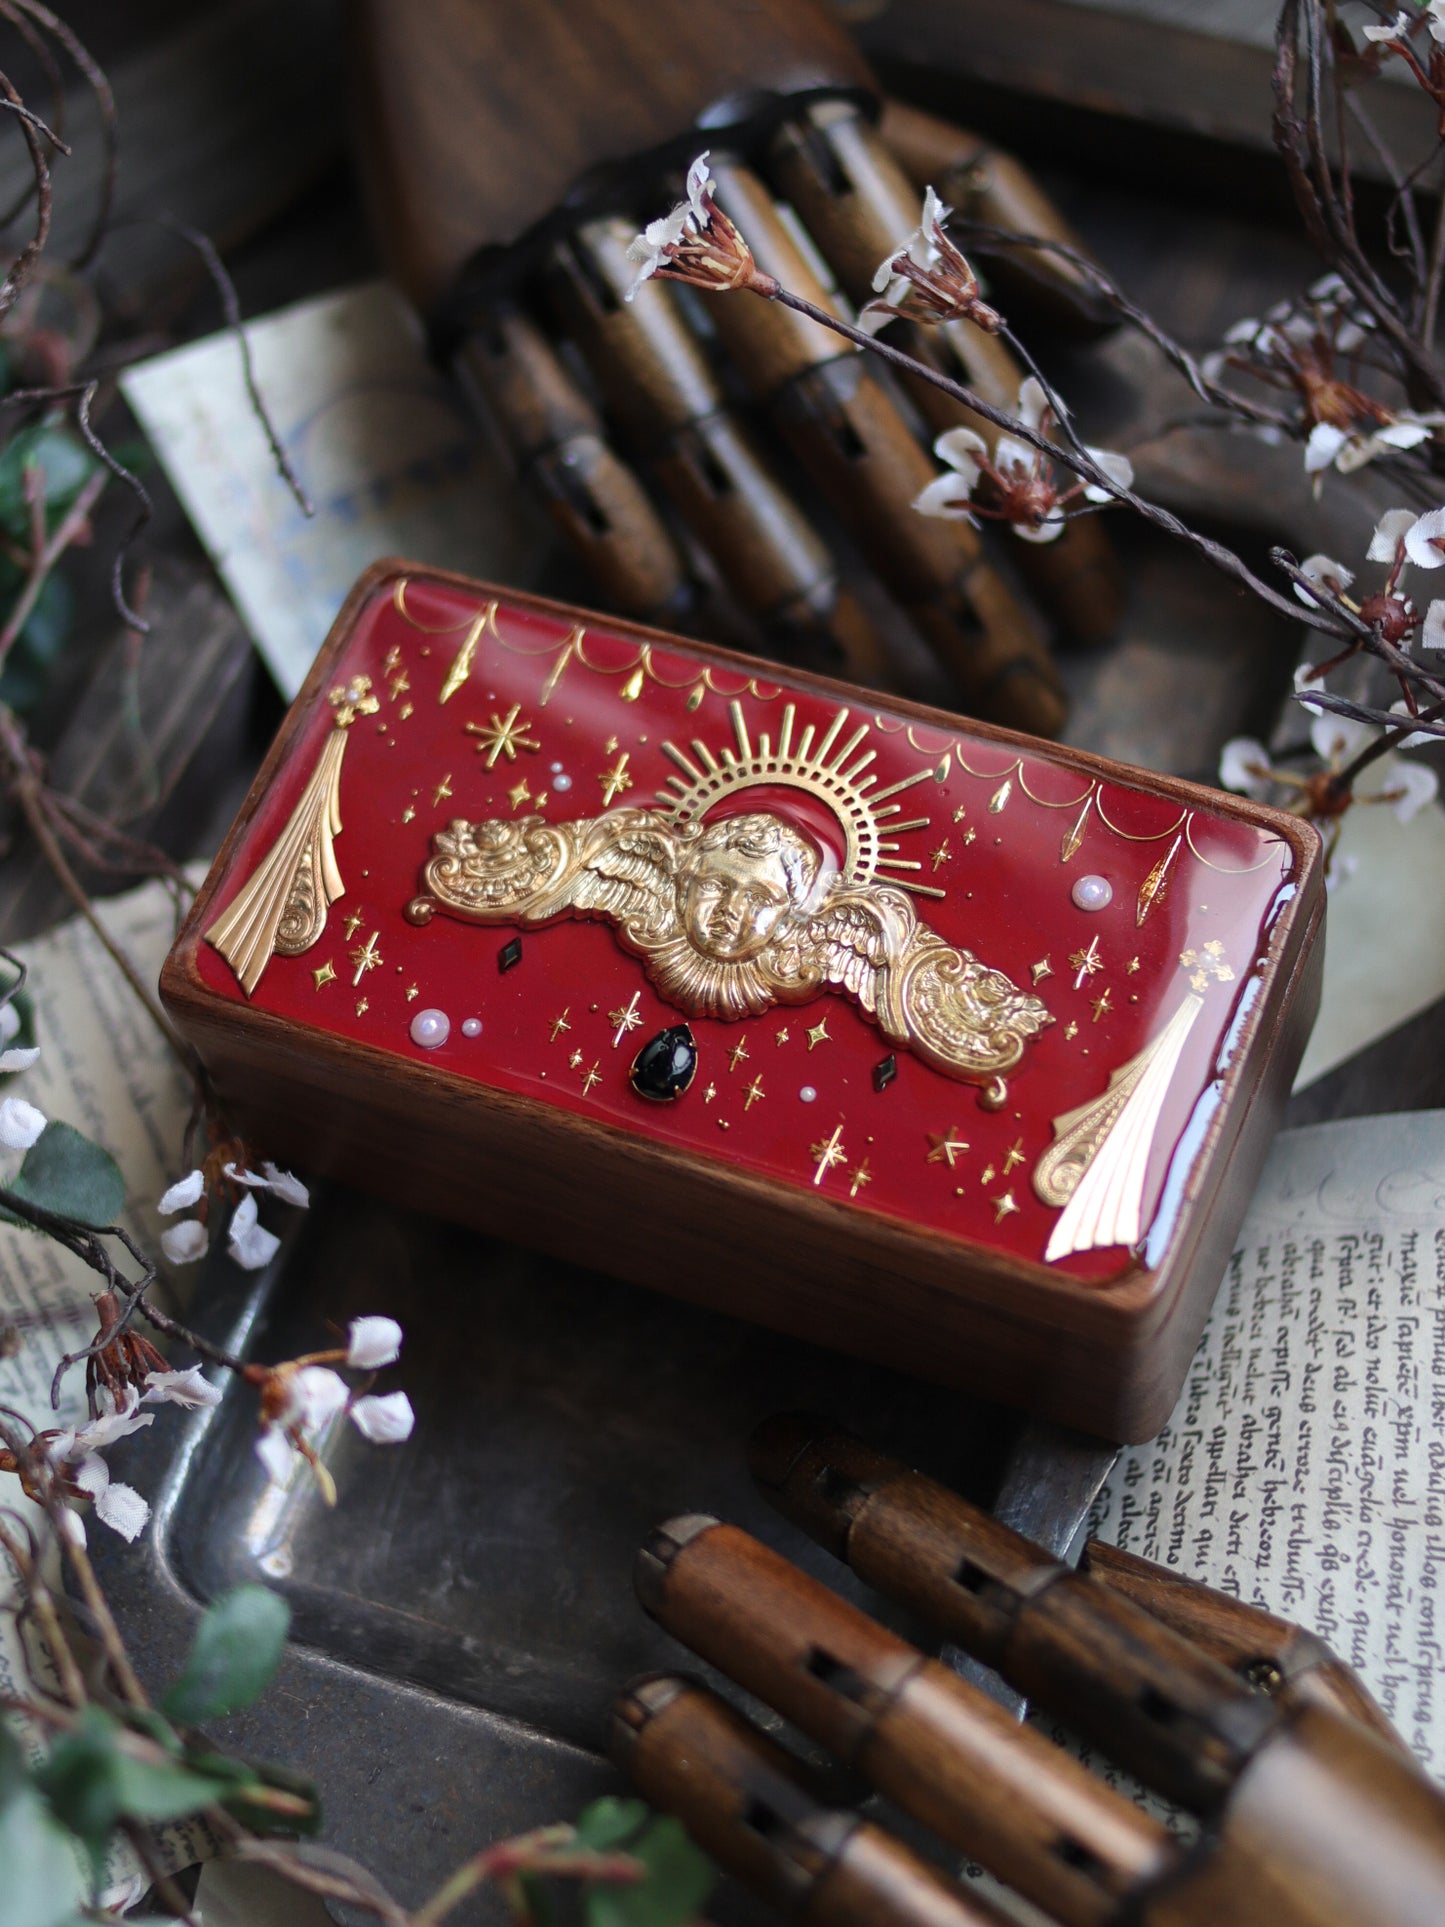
[553,773,572,791]
[1072,874,1113,912]
[461,1017,482,1038]
[799,1086,817,1103]
[410,1008,450,1049]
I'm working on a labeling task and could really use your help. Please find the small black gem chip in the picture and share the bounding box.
[630,1024,698,1102]
[498,937,523,973]
[873,1054,898,1093]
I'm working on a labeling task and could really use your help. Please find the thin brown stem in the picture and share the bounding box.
[0,465,105,671]
[0,1518,85,1705]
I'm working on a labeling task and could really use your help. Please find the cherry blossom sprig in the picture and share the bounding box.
[247,1314,414,1506]
[860,184,1003,334]
[914,376,1133,544]
[626,152,776,301]
[157,1143,308,1270]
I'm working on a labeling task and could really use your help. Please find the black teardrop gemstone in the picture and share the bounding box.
[630,1024,697,1102]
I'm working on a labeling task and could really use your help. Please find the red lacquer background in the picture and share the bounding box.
[191,573,1302,1286]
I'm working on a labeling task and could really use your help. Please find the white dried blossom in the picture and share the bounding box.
[161,1218,209,1265]
[1429,0,1445,43]
[1218,738,1274,800]
[158,1170,205,1214]
[1383,759,1439,821]
[349,1390,415,1444]
[1362,9,1414,42]
[1310,712,1374,764]
[52,1392,154,1462]
[255,1426,299,1490]
[1081,448,1135,502]
[1404,506,1445,569]
[1305,416,1434,475]
[223,1161,309,1208]
[279,1365,349,1435]
[72,1454,150,1542]
[913,427,985,521]
[871,183,950,294]
[143,1366,222,1409]
[1293,553,1354,602]
[347,1316,403,1371]
[1367,509,1417,562]
[0,1095,46,1151]
[227,1192,280,1271]
[1421,603,1445,649]
[0,1045,38,1074]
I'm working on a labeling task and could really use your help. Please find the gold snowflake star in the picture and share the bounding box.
[550,1009,572,1041]
[744,1076,766,1111]
[466,704,540,768]
[992,1191,1020,1225]
[926,1130,969,1167]
[1092,989,1113,1024]
[433,773,454,807]
[1003,1137,1026,1175]
[1069,936,1103,986]
[609,992,643,1047]
[930,839,950,871]
[580,1060,603,1095]
[599,751,633,806]
[849,1158,872,1199]
[350,931,383,985]
[728,1036,750,1072]
[810,1124,847,1186]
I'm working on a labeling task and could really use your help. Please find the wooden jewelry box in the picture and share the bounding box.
[161,561,1323,1441]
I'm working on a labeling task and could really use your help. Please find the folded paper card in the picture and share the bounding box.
[162,564,1325,1439]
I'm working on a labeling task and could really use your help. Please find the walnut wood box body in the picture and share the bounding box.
[161,562,1323,1440]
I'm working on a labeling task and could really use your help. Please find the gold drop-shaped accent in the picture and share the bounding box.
[934,753,952,781]
[439,605,491,704]
[207,728,349,996]
[989,778,1012,814]
[1034,993,1205,1260]
[686,684,705,712]
[620,666,646,702]
[1137,834,1182,926]
[1060,795,1093,864]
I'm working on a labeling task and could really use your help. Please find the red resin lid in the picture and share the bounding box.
[193,571,1309,1288]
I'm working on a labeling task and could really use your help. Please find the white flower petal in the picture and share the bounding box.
[161,1218,209,1265]
[58,1507,86,1549]
[1305,422,1347,472]
[260,1163,309,1208]
[1362,9,1412,40]
[1325,852,1359,893]
[913,473,978,519]
[158,1170,204,1215]
[347,1316,403,1371]
[1376,418,1432,450]
[288,1365,349,1434]
[1335,320,1369,354]
[1295,553,1353,602]
[0,1004,17,1044]
[1218,738,1274,798]
[1308,272,1349,302]
[1224,317,1261,344]
[1200,351,1228,383]
[0,1046,38,1074]
[143,1366,222,1410]
[1310,712,1373,763]
[993,434,1038,479]
[0,1096,46,1150]
[1016,376,1051,434]
[934,426,987,472]
[1081,446,1133,501]
[1421,601,1445,650]
[255,1426,298,1489]
[349,1391,415,1445]
[1014,511,1066,544]
[67,1404,153,1456]
[1368,508,1417,561]
[1388,699,1438,749]
[72,1453,109,1499]
[1428,0,1445,43]
[1381,759,1439,822]
[921,184,949,237]
[684,150,712,226]
[1404,507,1445,569]
[227,1193,280,1271]
[95,1480,150,1541]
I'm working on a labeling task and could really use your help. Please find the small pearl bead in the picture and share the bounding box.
[799,1086,817,1103]
[410,1008,450,1049]
[550,761,563,772]
[1072,874,1113,912]
[461,1017,482,1038]
[553,773,572,791]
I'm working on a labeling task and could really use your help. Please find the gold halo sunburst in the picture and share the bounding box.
[656,700,941,898]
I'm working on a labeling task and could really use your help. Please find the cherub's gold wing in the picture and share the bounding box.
[406,806,680,943]
[783,883,1052,1105]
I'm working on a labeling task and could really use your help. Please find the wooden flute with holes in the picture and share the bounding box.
[636,1513,1445,1927]
[611,1675,1014,1927]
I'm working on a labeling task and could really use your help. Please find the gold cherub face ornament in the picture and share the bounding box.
[405,702,1052,1106]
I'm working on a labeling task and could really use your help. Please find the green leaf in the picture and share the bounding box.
[0,1784,86,1927]
[161,1585,291,1725]
[0,1122,124,1229]
[584,1816,712,1927]
[33,1708,229,1879]
[575,1797,649,1851]
[0,426,98,533]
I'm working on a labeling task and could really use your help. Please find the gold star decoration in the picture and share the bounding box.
[744,1076,766,1111]
[953,804,968,824]
[405,984,419,1002]
[389,670,411,700]
[1092,989,1113,1024]
[355,997,369,1016]
[550,1009,572,1041]
[398,702,414,720]
[344,910,365,940]
[775,1028,789,1046]
[604,735,619,754]
[1180,944,1236,987]
[350,931,383,985]
[580,1060,603,1096]
[569,1049,584,1070]
[609,992,643,1047]
[383,644,402,676]
[328,675,380,727]
[809,1124,847,1186]
[703,1082,717,1103]
[599,751,633,806]
[1125,956,1141,975]
[401,804,416,824]
[1069,936,1103,987]
[1003,1137,1026,1175]
[467,703,540,768]
[980,1163,996,1185]
[806,1019,831,1051]
[992,1191,1020,1225]
[926,1130,969,1167]
[728,1036,750,1073]
[963,827,977,846]
[930,839,950,871]
[1031,958,1053,984]
[849,1158,872,1199]
[433,773,454,807]
[508,778,533,810]
[1064,1020,1079,1040]
[312,960,336,990]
